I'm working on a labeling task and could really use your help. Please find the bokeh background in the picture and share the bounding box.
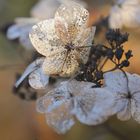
[0,0,140,140]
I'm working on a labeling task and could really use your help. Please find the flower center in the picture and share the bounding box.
[65,43,75,51]
[126,92,132,99]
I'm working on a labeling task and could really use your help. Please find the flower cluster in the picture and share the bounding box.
[5,0,87,50]
[6,0,140,135]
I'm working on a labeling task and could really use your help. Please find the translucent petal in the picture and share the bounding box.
[117,99,131,121]
[128,73,140,95]
[42,50,79,77]
[67,80,95,97]
[73,87,117,125]
[131,93,140,123]
[55,0,89,42]
[45,100,75,134]
[54,17,71,44]
[15,58,44,87]
[29,19,65,56]
[104,72,128,94]
[74,26,96,64]
[36,82,74,134]
[36,81,70,113]
[28,67,49,89]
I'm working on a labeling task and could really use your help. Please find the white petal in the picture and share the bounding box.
[55,0,89,41]
[28,67,49,89]
[74,26,96,64]
[36,81,70,113]
[54,17,71,44]
[104,71,128,94]
[67,80,117,125]
[29,19,65,56]
[128,73,140,94]
[15,58,44,87]
[36,84,74,134]
[117,99,131,121]
[45,100,74,134]
[42,50,79,77]
[131,93,140,123]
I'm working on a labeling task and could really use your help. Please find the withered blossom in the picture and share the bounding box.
[15,58,49,90]
[104,71,140,122]
[29,1,96,77]
[37,80,116,134]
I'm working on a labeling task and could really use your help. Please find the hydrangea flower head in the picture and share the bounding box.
[29,1,96,77]
[36,80,117,134]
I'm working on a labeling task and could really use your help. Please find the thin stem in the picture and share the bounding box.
[109,59,131,97]
[99,57,108,71]
[103,66,117,74]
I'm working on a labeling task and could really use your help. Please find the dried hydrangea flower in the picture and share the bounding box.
[15,57,49,90]
[6,0,88,50]
[104,71,140,122]
[109,0,140,28]
[36,80,117,133]
[29,1,96,77]
[7,18,39,50]
[36,81,75,134]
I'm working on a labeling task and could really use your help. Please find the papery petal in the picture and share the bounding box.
[104,72,128,94]
[36,83,74,134]
[36,81,70,113]
[128,73,140,94]
[74,26,96,64]
[55,0,89,42]
[55,17,70,44]
[42,50,79,77]
[45,100,75,134]
[73,87,116,125]
[67,80,95,96]
[117,99,131,121]
[131,93,140,123]
[29,19,65,56]
[15,58,44,87]
[29,67,49,89]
